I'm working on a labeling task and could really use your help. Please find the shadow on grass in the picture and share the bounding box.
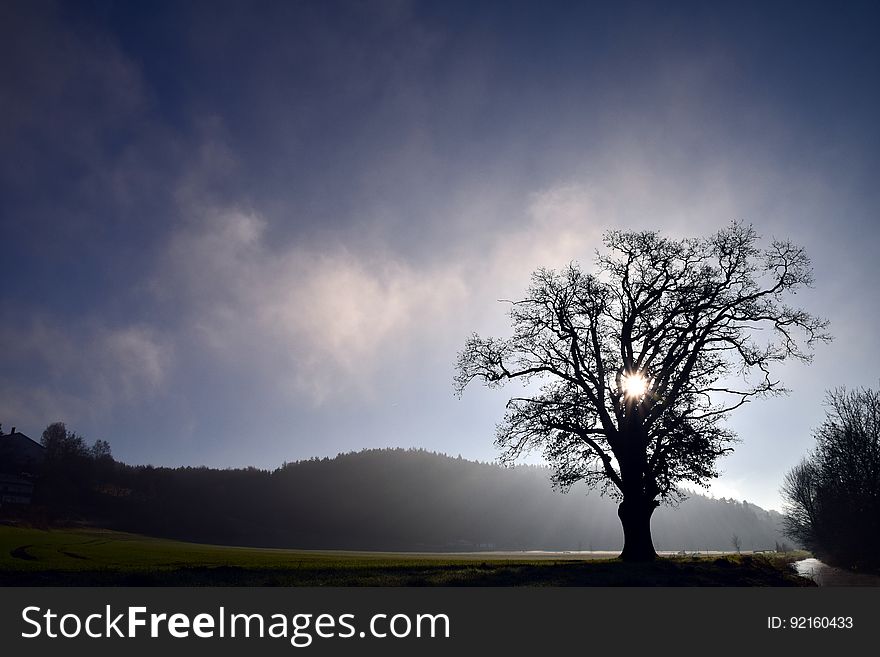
[0,555,814,587]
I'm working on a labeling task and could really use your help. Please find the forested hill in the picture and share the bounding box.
[30,447,789,552]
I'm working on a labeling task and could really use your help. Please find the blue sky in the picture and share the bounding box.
[2,0,879,510]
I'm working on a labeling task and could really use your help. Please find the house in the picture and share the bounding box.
[0,427,45,472]
[0,473,35,505]
[0,428,44,506]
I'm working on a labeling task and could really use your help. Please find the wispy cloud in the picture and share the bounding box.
[0,319,171,428]
[155,208,469,402]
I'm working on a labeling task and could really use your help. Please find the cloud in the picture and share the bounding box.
[156,208,469,402]
[153,174,643,405]
[151,141,808,408]
[0,319,171,429]
[489,185,603,282]
[99,326,170,398]
[0,1,152,209]
[153,170,628,405]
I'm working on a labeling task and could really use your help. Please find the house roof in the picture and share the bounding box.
[1,432,44,451]
[0,431,45,471]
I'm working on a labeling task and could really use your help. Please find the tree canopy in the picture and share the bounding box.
[456,221,830,560]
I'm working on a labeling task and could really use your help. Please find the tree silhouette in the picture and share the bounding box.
[456,222,830,560]
[37,422,114,511]
[782,387,880,570]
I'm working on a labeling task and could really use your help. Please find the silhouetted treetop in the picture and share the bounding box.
[456,221,831,560]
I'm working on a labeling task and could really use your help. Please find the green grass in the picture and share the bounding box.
[0,525,813,586]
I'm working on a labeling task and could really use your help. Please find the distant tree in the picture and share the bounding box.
[456,222,830,560]
[782,387,880,570]
[780,458,818,549]
[91,439,113,461]
[41,422,89,462]
[731,534,742,554]
[37,422,110,511]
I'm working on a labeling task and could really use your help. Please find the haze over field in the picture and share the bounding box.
[13,447,794,552]
[2,1,879,511]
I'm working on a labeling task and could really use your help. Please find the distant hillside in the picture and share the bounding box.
[60,448,789,552]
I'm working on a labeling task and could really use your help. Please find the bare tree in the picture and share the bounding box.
[780,457,819,549]
[731,534,742,554]
[782,387,880,569]
[456,222,830,561]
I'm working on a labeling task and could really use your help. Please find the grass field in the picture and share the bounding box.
[0,525,813,586]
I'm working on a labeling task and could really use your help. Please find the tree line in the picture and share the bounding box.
[3,424,789,551]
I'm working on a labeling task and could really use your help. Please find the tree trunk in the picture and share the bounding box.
[618,496,659,561]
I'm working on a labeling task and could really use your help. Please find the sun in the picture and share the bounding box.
[620,372,649,400]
